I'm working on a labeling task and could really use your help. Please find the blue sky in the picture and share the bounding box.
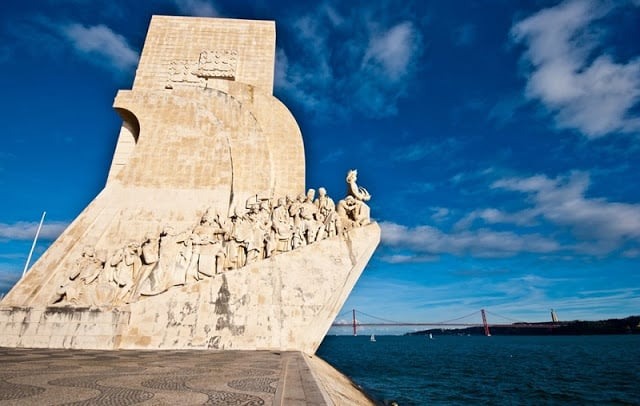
[1,0,639,332]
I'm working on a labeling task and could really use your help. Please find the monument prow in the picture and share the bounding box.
[0,15,379,356]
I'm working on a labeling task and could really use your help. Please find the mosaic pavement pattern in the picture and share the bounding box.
[0,347,316,405]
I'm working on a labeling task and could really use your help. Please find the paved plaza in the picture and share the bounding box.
[0,347,328,405]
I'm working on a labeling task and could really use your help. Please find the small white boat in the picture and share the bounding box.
[429,333,434,340]
[370,334,376,342]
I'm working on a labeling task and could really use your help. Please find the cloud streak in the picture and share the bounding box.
[5,16,139,75]
[380,221,559,258]
[492,172,640,253]
[171,0,219,17]
[511,0,640,137]
[61,23,139,72]
[0,221,68,241]
[275,2,423,119]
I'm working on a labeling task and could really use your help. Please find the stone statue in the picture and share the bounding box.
[52,182,366,306]
[315,187,339,239]
[226,206,250,270]
[340,169,371,227]
[271,197,293,254]
[300,189,322,244]
[138,226,190,296]
[185,209,227,281]
[346,169,371,202]
[110,241,143,302]
[289,193,306,249]
[54,245,107,306]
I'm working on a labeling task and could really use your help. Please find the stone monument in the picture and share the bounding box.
[0,16,380,354]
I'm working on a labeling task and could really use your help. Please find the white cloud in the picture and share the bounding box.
[455,208,538,230]
[61,23,139,72]
[511,0,640,137]
[275,3,423,119]
[0,221,68,241]
[0,267,22,295]
[380,221,559,258]
[363,22,420,80]
[492,172,640,252]
[172,0,219,17]
[380,254,438,264]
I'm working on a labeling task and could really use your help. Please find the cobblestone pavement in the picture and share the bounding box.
[0,347,325,405]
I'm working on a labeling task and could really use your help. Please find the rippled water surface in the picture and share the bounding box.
[317,335,640,405]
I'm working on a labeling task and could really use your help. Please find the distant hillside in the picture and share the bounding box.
[407,316,640,336]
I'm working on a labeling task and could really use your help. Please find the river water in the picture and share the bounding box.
[316,335,640,405]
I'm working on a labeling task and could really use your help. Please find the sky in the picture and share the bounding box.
[1,0,639,334]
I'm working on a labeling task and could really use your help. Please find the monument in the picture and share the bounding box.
[0,16,380,355]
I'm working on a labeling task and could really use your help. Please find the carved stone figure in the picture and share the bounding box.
[257,199,274,258]
[300,189,323,244]
[315,187,339,239]
[226,207,250,270]
[54,245,107,306]
[289,193,306,249]
[346,169,371,202]
[186,209,227,281]
[110,241,143,302]
[139,226,190,296]
[244,204,265,264]
[341,169,371,226]
[271,197,293,254]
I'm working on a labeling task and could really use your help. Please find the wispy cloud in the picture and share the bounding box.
[455,207,538,230]
[380,221,560,258]
[0,221,68,241]
[492,172,640,253]
[171,0,219,17]
[61,23,139,72]
[339,274,640,329]
[380,254,439,264]
[511,0,640,137]
[5,16,138,75]
[275,2,423,119]
[392,137,461,163]
[381,168,640,259]
[0,267,21,295]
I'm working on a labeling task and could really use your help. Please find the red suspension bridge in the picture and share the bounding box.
[331,309,564,336]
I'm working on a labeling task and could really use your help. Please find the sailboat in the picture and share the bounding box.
[370,334,376,342]
[429,333,434,340]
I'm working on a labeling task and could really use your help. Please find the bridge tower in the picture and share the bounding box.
[352,309,357,336]
[551,309,559,323]
[481,309,491,336]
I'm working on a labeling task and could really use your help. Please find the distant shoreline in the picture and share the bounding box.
[406,315,640,336]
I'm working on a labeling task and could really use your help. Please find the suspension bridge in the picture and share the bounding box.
[331,309,564,336]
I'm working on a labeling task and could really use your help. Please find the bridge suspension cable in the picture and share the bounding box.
[434,310,481,325]
[485,310,525,323]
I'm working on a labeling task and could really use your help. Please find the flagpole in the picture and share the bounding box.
[22,211,46,278]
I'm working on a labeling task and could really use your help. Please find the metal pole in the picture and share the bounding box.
[22,211,46,278]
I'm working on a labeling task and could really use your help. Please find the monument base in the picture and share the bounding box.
[0,224,380,354]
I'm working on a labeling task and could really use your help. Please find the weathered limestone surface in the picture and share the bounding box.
[0,224,378,353]
[0,15,379,358]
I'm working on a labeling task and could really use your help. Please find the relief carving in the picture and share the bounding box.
[52,170,373,307]
[338,169,371,230]
[166,50,237,89]
[196,50,237,79]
